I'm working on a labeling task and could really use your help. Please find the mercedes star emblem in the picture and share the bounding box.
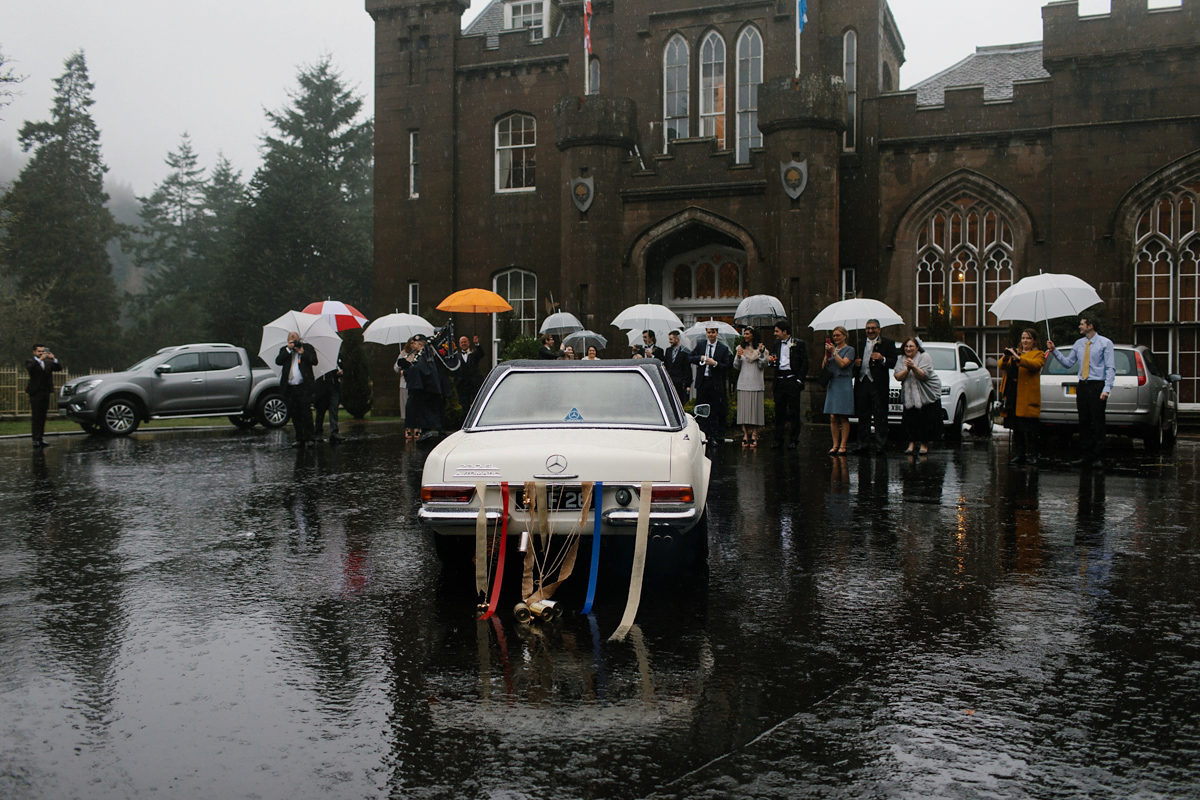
[545,454,567,474]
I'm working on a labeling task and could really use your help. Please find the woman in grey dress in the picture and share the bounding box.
[821,325,855,454]
[734,327,767,447]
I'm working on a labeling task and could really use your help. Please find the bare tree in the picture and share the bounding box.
[0,45,27,118]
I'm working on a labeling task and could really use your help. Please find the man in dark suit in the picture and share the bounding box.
[690,326,733,445]
[641,330,665,361]
[452,335,487,418]
[25,343,62,448]
[312,354,344,444]
[662,330,692,405]
[767,320,809,449]
[853,318,900,454]
[276,332,318,447]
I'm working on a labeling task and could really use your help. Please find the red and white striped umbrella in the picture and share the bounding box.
[301,300,368,332]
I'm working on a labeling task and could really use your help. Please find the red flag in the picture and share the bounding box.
[584,0,593,54]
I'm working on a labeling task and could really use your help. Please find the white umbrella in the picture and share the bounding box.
[260,311,343,380]
[809,298,904,331]
[611,303,684,349]
[363,312,435,346]
[563,329,608,353]
[540,311,585,337]
[988,273,1103,325]
[734,294,787,327]
[681,320,741,350]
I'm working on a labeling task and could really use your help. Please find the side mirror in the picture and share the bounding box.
[1169,373,1182,383]
[692,403,711,419]
[962,361,980,372]
[985,356,998,368]
[154,364,172,375]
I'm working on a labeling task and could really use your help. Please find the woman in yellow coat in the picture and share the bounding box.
[999,327,1047,466]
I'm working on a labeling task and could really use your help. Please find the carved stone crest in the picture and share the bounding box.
[570,176,595,212]
[780,160,808,200]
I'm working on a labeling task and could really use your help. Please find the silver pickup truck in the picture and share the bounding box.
[58,343,286,436]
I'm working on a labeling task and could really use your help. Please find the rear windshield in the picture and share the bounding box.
[1045,348,1135,377]
[474,370,668,428]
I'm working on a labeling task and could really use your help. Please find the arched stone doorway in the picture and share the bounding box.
[629,207,760,327]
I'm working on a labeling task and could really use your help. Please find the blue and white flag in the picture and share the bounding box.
[797,0,808,34]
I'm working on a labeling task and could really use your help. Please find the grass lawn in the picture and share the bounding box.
[0,411,401,438]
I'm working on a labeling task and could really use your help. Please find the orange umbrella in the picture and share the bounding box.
[436,288,513,314]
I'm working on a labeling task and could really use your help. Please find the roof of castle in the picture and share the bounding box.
[464,0,505,38]
[909,42,1050,106]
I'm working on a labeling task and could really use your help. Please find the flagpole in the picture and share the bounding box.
[583,0,592,96]
[795,0,807,80]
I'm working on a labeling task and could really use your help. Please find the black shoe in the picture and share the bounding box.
[876,448,887,455]
[292,440,306,448]
[313,436,324,443]
[1070,458,1089,468]
[1009,456,1027,466]
[852,446,870,455]
[417,430,438,442]
[329,433,344,444]
[31,439,45,448]
[1091,459,1105,470]
[771,440,784,449]
[1028,456,1039,467]
[788,441,798,450]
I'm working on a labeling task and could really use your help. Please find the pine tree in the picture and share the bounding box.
[216,57,374,349]
[126,133,208,350]
[0,51,122,368]
[197,155,245,340]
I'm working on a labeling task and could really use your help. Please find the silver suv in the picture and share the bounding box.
[1039,344,1180,450]
[59,343,285,436]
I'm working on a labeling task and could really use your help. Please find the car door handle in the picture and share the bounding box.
[191,378,203,383]
[234,375,248,380]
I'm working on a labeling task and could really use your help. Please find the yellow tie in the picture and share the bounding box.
[1081,339,1091,381]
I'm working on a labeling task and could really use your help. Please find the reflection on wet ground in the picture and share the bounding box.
[1,423,1197,798]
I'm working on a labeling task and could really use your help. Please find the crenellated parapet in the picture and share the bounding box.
[1042,0,1200,70]
[458,26,573,74]
[872,80,1053,153]
[365,0,469,23]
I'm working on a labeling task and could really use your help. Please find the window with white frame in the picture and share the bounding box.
[506,1,544,40]
[843,30,857,150]
[493,268,538,338]
[840,267,856,300]
[407,282,420,315]
[700,31,726,147]
[736,27,763,164]
[663,35,689,149]
[409,131,419,198]
[495,114,536,192]
[915,202,1014,330]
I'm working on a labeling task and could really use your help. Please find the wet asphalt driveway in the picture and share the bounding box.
[1,422,1198,799]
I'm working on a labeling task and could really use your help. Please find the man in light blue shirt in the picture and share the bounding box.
[1046,314,1115,468]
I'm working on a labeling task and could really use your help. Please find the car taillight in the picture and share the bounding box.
[650,485,694,504]
[420,485,476,503]
[1135,351,1147,387]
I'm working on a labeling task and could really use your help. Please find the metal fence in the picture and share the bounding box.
[0,366,112,415]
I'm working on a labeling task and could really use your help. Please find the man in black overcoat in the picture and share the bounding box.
[767,320,809,449]
[689,326,733,446]
[276,332,318,447]
[25,343,62,448]
[662,330,692,405]
[853,318,900,454]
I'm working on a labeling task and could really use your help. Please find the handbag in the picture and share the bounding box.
[817,362,833,388]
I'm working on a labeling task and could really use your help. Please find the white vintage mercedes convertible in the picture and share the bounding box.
[418,359,712,560]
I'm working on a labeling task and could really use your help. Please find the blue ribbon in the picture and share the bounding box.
[581,481,602,614]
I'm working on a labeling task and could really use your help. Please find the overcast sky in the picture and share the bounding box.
[1,0,1116,196]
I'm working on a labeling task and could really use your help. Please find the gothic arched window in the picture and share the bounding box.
[736,27,763,164]
[700,31,726,147]
[663,35,689,149]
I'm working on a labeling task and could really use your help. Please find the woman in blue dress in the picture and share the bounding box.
[822,325,855,454]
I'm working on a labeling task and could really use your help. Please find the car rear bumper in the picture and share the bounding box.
[418,505,701,532]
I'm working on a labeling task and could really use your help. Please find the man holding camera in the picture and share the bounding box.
[25,344,62,448]
[276,332,318,448]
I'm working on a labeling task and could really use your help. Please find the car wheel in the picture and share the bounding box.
[100,398,141,436]
[228,414,258,429]
[257,394,289,428]
[1163,405,1178,449]
[969,393,995,436]
[947,397,966,441]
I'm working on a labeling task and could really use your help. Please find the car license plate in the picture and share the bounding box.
[1065,385,1077,396]
[889,404,902,414]
[514,485,585,511]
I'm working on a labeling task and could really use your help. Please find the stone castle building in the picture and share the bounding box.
[365,0,1200,414]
